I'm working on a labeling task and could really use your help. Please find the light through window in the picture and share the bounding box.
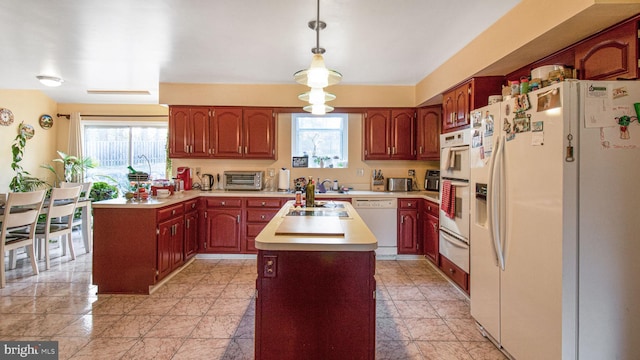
[292,114,348,168]
[83,122,168,191]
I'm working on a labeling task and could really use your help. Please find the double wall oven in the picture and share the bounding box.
[439,129,471,273]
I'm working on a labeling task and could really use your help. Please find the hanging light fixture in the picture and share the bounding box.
[295,0,341,114]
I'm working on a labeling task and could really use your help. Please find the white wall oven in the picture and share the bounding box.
[439,129,471,273]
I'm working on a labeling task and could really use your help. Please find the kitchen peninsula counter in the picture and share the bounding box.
[254,201,376,360]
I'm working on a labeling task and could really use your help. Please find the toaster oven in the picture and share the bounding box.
[223,171,264,191]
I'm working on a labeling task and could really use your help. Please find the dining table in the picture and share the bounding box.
[0,194,93,254]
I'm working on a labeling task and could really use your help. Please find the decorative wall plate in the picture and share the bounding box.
[0,108,14,126]
[39,114,53,129]
[19,122,35,139]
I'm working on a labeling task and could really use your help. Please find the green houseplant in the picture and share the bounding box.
[9,127,46,192]
[42,151,96,186]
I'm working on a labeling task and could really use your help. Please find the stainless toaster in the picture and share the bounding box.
[387,178,412,192]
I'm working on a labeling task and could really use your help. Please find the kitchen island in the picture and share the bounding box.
[254,201,377,360]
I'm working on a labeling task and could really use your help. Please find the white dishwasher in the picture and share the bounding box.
[352,198,398,259]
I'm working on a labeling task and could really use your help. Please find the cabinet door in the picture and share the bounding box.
[184,210,198,260]
[417,107,441,160]
[169,107,190,158]
[424,213,439,264]
[244,108,276,159]
[390,109,416,160]
[204,208,242,252]
[171,217,185,270]
[363,109,391,160]
[211,107,243,158]
[454,83,471,128]
[157,219,173,280]
[398,209,419,254]
[441,90,456,132]
[190,107,210,157]
[575,20,638,80]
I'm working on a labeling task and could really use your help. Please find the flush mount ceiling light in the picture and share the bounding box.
[295,0,341,115]
[36,75,64,87]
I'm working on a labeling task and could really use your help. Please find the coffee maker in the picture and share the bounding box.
[176,167,192,190]
[424,170,440,192]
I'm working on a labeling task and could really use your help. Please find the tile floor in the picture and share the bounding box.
[1,238,506,359]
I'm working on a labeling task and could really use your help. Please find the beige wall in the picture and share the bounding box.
[0,90,58,192]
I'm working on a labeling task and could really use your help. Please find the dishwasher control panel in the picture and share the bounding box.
[352,198,397,209]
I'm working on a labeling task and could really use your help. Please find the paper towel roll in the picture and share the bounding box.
[278,169,290,191]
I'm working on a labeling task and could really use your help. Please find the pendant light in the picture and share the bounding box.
[295,0,341,115]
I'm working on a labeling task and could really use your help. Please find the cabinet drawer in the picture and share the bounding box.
[206,198,242,208]
[423,200,439,216]
[246,209,278,223]
[157,204,184,222]
[184,199,198,211]
[246,198,282,208]
[246,223,268,237]
[399,199,419,209]
[439,255,469,292]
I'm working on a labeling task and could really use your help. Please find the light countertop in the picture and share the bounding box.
[255,200,377,252]
[92,189,439,209]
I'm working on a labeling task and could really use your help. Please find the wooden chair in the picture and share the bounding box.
[33,186,82,270]
[0,190,46,288]
[59,182,93,253]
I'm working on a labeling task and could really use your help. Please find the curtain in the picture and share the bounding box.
[67,112,83,181]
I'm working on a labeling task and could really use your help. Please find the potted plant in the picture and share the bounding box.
[42,151,96,186]
[9,128,46,192]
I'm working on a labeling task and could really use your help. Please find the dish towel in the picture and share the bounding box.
[441,180,456,219]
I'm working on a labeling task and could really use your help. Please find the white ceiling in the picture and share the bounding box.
[1,0,521,104]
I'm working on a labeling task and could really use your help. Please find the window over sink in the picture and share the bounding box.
[291,113,348,168]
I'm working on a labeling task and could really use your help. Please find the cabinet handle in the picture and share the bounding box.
[261,201,266,206]
[186,219,190,228]
[260,215,266,220]
[432,223,437,231]
[427,205,431,211]
[449,268,455,275]
[244,146,247,154]
[237,215,241,223]
[172,209,176,215]
[221,201,226,206]
[419,146,423,154]
[387,147,391,155]
[401,215,404,224]
[238,146,242,154]
[392,147,396,154]
[191,203,196,209]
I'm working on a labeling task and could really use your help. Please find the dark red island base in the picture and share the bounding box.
[255,250,376,360]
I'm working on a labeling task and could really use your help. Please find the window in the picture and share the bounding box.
[291,114,348,168]
[83,122,168,191]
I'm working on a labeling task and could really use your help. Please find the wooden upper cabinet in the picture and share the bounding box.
[211,107,243,158]
[169,106,211,158]
[575,20,638,80]
[363,109,391,160]
[441,77,504,134]
[390,109,416,160]
[417,106,441,160]
[243,108,276,159]
[363,109,415,160]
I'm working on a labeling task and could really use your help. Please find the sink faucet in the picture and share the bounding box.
[318,179,333,193]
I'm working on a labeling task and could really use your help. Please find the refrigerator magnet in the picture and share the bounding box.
[532,121,543,132]
[513,113,531,133]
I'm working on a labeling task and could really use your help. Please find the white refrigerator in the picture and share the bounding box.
[469,80,640,360]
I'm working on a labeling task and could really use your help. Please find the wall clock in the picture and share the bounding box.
[0,108,14,126]
[39,114,53,129]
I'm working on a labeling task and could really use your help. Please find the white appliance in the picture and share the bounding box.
[439,129,471,273]
[469,80,640,360]
[352,198,397,258]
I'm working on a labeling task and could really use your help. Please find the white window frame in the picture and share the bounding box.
[291,113,348,168]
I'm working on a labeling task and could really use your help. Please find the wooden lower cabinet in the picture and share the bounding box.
[255,250,376,360]
[184,206,199,260]
[439,254,469,294]
[398,198,421,255]
[203,208,242,253]
[422,200,439,264]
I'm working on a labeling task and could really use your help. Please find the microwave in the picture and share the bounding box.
[223,171,264,191]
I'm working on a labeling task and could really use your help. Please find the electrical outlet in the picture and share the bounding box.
[356,168,364,177]
[408,169,415,176]
[195,167,201,175]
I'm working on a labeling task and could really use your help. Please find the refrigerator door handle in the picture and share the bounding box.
[490,135,506,270]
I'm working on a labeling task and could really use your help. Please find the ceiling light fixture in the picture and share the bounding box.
[294,0,341,114]
[36,75,64,87]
